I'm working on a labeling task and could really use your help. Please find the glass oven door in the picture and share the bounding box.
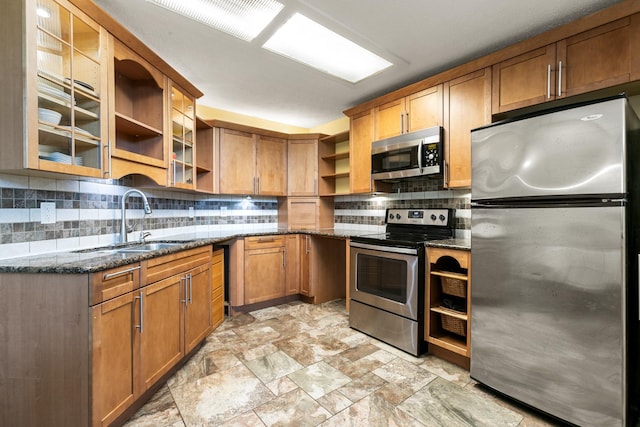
[349,242,420,320]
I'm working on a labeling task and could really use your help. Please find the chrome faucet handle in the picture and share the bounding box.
[140,231,152,242]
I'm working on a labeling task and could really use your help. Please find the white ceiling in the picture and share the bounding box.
[93,0,623,128]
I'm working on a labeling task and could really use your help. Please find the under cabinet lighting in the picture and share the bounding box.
[146,0,284,42]
[263,13,393,83]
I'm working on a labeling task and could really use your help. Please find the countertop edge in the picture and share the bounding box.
[0,229,470,274]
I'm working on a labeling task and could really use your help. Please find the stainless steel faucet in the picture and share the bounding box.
[120,189,152,243]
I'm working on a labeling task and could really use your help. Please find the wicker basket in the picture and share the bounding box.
[440,313,467,337]
[441,276,466,298]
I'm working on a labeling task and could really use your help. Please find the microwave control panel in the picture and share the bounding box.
[422,143,440,167]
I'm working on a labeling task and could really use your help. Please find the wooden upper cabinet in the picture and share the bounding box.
[493,16,640,114]
[109,37,167,184]
[168,82,196,190]
[218,128,257,194]
[287,137,318,196]
[374,85,443,140]
[444,68,491,189]
[492,44,556,113]
[558,16,638,98]
[218,127,286,195]
[256,135,287,196]
[350,109,374,194]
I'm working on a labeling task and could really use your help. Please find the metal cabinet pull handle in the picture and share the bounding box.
[181,275,188,304]
[135,292,144,333]
[103,265,141,280]
[283,247,286,268]
[305,236,309,255]
[189,273,193,304]
[547,64,551,99]
[558,61,563,97]
[417,139,423,173]
[405,112,409,134]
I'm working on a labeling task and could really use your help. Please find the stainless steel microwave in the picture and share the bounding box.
[371,126,443,180]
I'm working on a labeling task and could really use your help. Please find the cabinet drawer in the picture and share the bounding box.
[144,246,212,284]
[244,235,285,249]
[90,263,141,305]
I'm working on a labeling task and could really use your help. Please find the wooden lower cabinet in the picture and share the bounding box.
[244,236,286,304]
[139,274,184,391]
[92,245,213,426]
[425,247,471,369]
[91,291,138,427]
[305,236,347,304]
[285,235,301,295]
[211,248,225,329]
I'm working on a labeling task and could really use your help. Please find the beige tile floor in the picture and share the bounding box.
[124,300,564,426]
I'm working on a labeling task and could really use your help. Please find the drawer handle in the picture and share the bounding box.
[103,265,141,280]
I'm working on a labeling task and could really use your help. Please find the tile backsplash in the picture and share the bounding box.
[0,173,469,259]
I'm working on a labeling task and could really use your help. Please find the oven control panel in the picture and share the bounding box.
[386,208,452,226]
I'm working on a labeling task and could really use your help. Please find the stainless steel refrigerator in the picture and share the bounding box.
[470,96,640,426]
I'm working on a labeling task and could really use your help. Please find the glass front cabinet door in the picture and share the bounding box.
[32,0,108,177]
[169,83,196,190]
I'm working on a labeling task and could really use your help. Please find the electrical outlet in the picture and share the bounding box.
[188,206,194,219]
[220,206,227,217]
[41,202,56,224]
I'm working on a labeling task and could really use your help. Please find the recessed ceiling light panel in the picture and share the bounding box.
[146,0,284,42]
[263,13,393,83]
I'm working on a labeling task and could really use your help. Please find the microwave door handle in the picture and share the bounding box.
[417,139,423,173]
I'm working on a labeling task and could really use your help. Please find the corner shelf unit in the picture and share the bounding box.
[318,130,350,196]
[426,247,471,367]
[195,117,215,193]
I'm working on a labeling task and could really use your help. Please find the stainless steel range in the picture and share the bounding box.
[349,208,454,356]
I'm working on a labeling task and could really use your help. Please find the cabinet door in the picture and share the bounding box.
[139,276,183,391]
[212,248,225,329]
[444,68,491,189]
[92,291,138,427]
[491,44,556,114]
[374,98,404,140]
[244,247,285,304]
[285,235,300,295]
[406,85,443,132]
[288,138,318,196]
[256,135,287,195]
[350,109,374,194]
[558,17,634,98]
[169,83,196,190]
[184,263,212,353]
[300,235,311,296]
[218,128,256,194]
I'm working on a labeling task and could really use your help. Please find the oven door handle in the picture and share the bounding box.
[350,241,418,256]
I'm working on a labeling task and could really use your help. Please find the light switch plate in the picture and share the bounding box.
[188,206,194,219]
[41,202,56,224]
[220,206,227,217]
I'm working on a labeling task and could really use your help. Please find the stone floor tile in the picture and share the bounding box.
[398,377,523,427]
[288,361,352,399]
[336,372,387,402]
[320,393,424,427]
[253,388,331,426]
[220,411,266,427]
[316,390,353,415]
[244,350,304,383]
[169,364,274,425]
[123,384,184,427]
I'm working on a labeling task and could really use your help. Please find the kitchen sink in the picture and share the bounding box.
[114,242,183,253]
[73,241,186,254]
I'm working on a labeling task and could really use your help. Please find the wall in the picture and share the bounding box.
[0,170,469,259]
[334,176,471,238]
[0,172,278,259]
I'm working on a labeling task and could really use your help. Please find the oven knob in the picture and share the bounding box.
[439,214,446,222]
[389,214,395,219]
[396,214,401,219]
[430,214,437,221]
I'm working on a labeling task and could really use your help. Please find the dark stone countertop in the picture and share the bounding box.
[0,228,470,274]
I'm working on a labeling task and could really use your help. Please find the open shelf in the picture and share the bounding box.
[426,248,471,365]
[319,130,350,196]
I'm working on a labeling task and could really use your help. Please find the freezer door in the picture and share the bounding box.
[470,206,626,426]
[472,98,626,200]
